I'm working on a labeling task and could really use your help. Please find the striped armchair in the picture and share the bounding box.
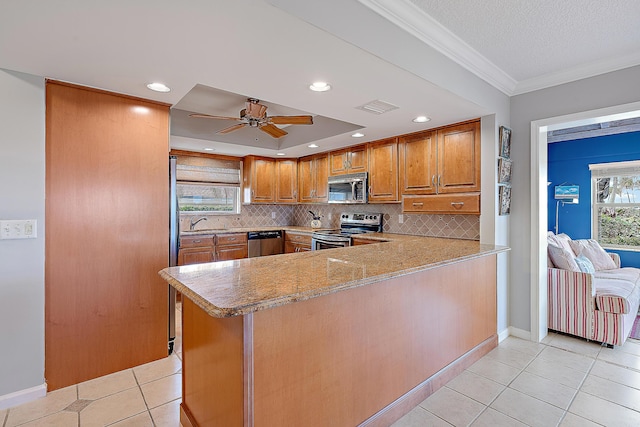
[548,252,640,346]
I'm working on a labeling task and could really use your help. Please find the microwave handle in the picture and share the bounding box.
[351,181,357,200]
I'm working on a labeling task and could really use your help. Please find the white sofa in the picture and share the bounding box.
[547,232,640,347]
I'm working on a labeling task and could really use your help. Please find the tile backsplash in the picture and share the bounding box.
[292,204,479,240]
[182,203,479,240]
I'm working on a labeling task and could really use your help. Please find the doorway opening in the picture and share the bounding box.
[529,101,640,342]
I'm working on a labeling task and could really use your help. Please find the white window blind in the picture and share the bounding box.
[589,160,640,178]
[176,156,241,184]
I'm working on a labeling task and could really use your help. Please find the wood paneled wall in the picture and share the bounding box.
[45,81,170,390]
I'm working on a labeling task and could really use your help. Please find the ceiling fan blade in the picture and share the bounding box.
[217,123,247,134]
[259,123,288,138]
[189,113,242,121]
[269,115,314,125]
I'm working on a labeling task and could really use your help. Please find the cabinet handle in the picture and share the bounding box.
[193,239,202,243]
[412,202,424,207]
[368,186,372,196]
[432,175,436,186]
[343,160,347,170]
[227,237,236,241]
[347,160,352,169]
[451,202,465,207]
[438,175,442,187]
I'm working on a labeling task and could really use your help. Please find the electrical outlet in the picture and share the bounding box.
[0,219,37,239]
[271,211,276,219]
[398,214,404,224]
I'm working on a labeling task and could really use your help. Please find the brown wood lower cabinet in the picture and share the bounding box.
[179,255,497,427]
[351,237,387,246]
[179,233,248,265]
[284,231,312,253]
[178,235,215,266]
[215,233,248,261]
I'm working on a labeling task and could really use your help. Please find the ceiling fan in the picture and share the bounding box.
[189,98,313,138]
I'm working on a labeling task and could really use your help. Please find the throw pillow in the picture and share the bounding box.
[547,244,580,272]
[568,239,617,271]
[575,254,596,274]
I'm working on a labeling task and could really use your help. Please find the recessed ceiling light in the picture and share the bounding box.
[146,82,170,93]
[309,82,331,92]
[308,143,319,148]
[203,148,214,151]
[276,152,286,156]
[412,116,431,123]
[351,132,365,138]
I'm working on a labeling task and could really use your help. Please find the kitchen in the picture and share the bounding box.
[161,108,503,425]
[1,0,509,422]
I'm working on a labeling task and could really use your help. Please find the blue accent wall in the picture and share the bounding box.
[547,130,640,267]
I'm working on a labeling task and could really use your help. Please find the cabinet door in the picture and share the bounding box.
[216,244,248,261]
[399,131,437,195]
[313,154,329,202]
[347,145,368,173]
[298,156,315,202]
[329,150,349,175]
[251,157,276,202]
[368,139,398,202]
[276,159,298,203]
[436,121,480,194]
[329,145,367,175]
[179,248,215,265]
[244,156,276,203]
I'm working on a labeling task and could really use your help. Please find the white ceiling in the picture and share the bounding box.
[2,0,638,157]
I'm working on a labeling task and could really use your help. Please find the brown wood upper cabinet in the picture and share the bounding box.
[298,153,328,203]
[275,158,298,203]
[243,156,276,203]
[329,144,367,176]
[399,120,480,195]
[367,138,399,202]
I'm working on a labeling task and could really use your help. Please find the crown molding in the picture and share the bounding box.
[359,0,517,95]
[513,51,640,95]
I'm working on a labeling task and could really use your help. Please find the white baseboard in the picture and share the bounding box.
[0,383,46,410]
[498,327,533,343]
[508,326,532,341]
[498,327,510,343]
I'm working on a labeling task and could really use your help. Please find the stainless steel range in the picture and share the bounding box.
[311,212,382,250]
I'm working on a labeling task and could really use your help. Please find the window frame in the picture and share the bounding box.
[177,181,241,215]
[590,160,640,250]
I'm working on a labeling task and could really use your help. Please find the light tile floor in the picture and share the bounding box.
[3,306,640,426]
[1,303,183,427]
[393,333,640,427]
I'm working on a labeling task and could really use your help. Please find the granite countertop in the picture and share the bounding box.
[180,226,323,236]
[160,233,508,318]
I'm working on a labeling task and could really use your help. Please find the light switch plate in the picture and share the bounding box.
[0,219,37,239]
[398,214,404,224]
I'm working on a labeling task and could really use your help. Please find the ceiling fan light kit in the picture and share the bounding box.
[189,98,313,138]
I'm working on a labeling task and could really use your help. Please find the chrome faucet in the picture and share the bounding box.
[189,216,208,231]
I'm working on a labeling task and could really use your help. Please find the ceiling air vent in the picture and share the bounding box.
[355,99,399,115]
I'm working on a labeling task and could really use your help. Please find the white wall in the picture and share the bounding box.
[509,65,640,332]
[0,69,46,406]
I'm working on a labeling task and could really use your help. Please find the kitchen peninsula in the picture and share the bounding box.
[159,233,507,427]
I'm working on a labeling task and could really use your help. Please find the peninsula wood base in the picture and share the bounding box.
[180,255,497,426]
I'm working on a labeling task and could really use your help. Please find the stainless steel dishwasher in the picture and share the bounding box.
[247,230,284,257]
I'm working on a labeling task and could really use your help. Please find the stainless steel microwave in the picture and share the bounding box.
[328,172,368,204]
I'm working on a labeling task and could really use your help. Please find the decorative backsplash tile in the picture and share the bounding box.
[292,204,480,240]
[182,203,479,240]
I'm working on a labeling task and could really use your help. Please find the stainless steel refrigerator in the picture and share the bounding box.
[168,156,178,354]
